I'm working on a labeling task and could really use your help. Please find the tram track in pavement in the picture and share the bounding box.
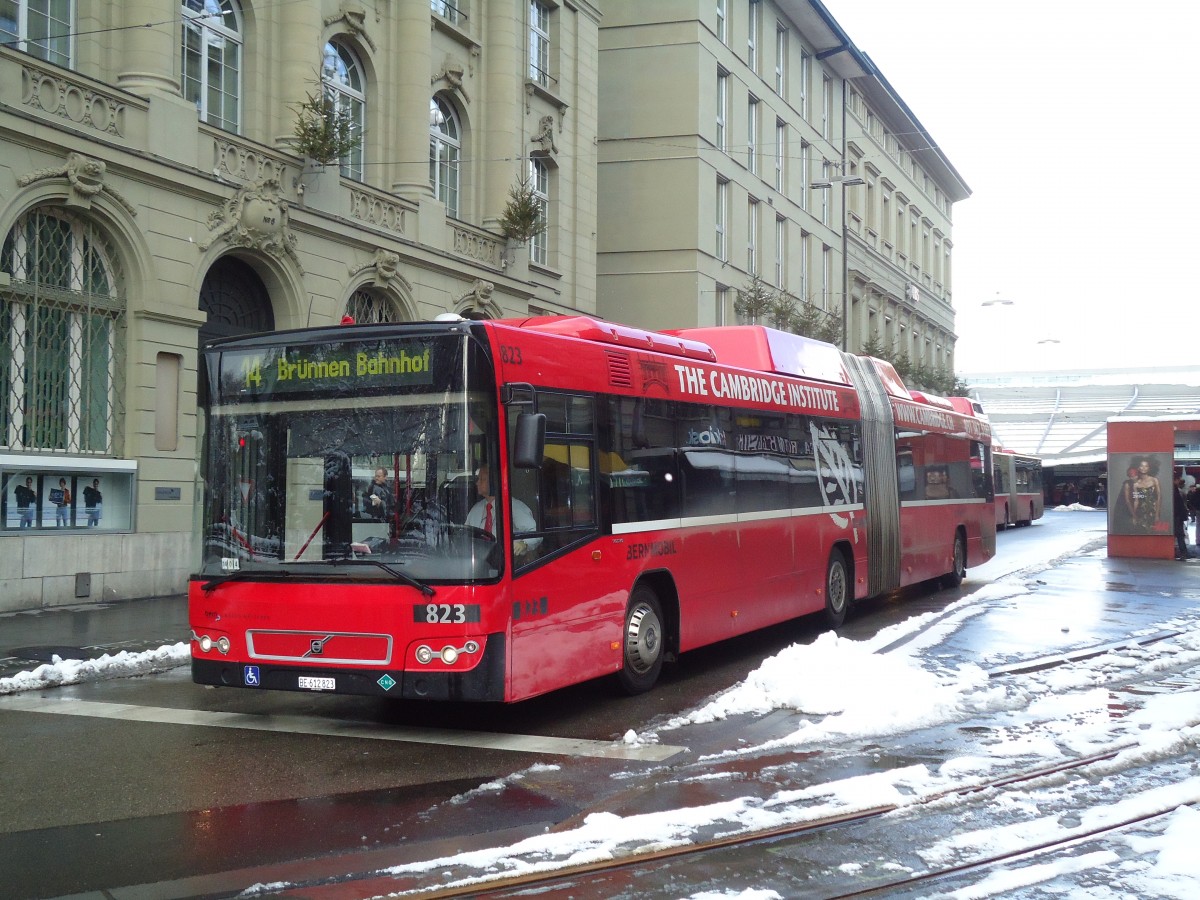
[283,739,1189,898]
[260,627,1200,899]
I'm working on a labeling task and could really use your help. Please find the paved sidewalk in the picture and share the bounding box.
[0,593,188,680]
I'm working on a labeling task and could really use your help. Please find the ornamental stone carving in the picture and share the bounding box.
[213,139,286,184]
[531,115,558,156]
[349,188,406,234]
[201,177,302,272]
[433,57,469,103]
[18,152,136,215]
[325,2,377,52]
[451,226,502,268]
[22,65,126,137]
[349,249,411,294]
[457,279,494,306]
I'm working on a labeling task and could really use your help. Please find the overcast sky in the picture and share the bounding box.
[825,1,1199,374]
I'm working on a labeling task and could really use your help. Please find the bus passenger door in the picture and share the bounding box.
[507,397,617,699]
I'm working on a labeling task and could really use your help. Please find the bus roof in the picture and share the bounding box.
[509,316,717,362]
[664,326,854,388]
[507,316,871,390]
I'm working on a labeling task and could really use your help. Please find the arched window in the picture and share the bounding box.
[429,97,461,218]
[346,288,402,325]
[322,40,366,181]
[181,0,243,132]
[1,209,126,454]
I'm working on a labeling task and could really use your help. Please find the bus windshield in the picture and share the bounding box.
[199,331,502,582]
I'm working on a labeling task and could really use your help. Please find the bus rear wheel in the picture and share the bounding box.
[824,549,850,629]
[942,532,967,588]
[616,586,665,695]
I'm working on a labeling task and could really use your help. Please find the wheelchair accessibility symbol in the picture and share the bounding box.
[244,665,261,687]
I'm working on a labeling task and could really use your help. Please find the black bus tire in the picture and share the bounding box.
[942,531,967,588]
[616,586,665,695]
[824,549,850,629]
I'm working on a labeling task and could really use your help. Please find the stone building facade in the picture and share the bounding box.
[596,0,968,377]
[1,0,963,612]
[0,0,600,611]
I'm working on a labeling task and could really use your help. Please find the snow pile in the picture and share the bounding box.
[0,642,190,695]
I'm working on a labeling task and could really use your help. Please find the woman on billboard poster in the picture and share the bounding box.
[1117,455,1166,534]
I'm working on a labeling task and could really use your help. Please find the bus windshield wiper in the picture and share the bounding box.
[200,569,293,593]
[328,558,436,597]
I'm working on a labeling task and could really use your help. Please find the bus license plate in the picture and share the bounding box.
[298,676,336,691]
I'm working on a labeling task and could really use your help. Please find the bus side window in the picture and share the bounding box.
[510,466,541,532]
[540,442,593,529]
[897,449,916,498]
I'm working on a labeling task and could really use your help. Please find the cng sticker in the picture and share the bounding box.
[244,665,261,687]
[377,674,396,691]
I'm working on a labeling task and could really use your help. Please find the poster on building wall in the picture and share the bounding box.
[2,471,135,532]
[1107,452,1173,536]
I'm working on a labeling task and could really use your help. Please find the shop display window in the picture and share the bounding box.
[2,469,135,532]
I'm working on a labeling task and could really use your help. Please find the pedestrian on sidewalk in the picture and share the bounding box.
[1173,475,1191,560]
[1187,482,1200,533]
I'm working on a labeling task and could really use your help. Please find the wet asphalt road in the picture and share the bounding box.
[0,513,1119,899]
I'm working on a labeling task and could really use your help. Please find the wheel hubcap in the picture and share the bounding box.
[625,604,661,674]
[828,565,846,613]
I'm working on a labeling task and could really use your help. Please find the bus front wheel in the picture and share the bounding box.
[824,550,850,629]
[616,586,665,695]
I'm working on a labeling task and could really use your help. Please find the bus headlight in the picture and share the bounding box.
[192,631,231,655]
[413,640,481,667]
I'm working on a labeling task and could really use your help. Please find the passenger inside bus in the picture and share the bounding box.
[363,467,395,521]
[924,465,958,500]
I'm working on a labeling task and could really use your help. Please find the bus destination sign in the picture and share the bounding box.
[219,341,436,400]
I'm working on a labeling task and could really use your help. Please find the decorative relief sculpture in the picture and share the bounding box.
[214,139,286,184]
[432,57,469,103]
[21,65,125,137]
[200,177,302,272]
[324,2,377,52]
[457,279,498,317]
[18,152,136,215]
[349,189,406,234]
[349,249,411,295]
[531,115,558,156]
[452,227,502,268]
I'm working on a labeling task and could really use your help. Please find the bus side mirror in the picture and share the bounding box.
[513,413,546,469]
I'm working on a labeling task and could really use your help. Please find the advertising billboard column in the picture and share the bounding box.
[1107,420,1184,559]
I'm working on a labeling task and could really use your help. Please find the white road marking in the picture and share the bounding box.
[0,694,685,761]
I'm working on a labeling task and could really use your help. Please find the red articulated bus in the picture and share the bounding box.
[190,315,995,702]
[992,447,1044,528]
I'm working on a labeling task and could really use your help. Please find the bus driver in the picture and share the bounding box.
[465,464,540,557]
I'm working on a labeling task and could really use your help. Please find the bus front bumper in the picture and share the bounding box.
[191,633,507,702]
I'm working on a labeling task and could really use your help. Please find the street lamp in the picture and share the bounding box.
[809,175,866,189]
[808,169,864,351]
